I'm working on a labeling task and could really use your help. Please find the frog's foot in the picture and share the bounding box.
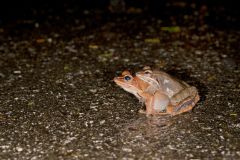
[155,111,169,116]
[138,109,156,117]
[172,94,200,116]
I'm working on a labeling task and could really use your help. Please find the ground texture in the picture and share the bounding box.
[0,1,239,159]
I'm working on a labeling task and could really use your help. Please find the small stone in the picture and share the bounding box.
[16,147,23,152]
[0,73,5,78]
[123,58,129,62]
[35,23,39,28]
[100,120,105,125]
[32,89,40,93]
[13,70,21,74]
[89,120,94,124]
[195,50,202,55]
[47,38,52,43]
[56,79,63,84]
[122,147,132,152]
[89,89,97,93]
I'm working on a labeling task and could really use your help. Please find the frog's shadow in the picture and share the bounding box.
[166,69,208,103]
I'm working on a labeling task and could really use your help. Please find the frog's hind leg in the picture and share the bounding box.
[171,86,198,105]
[172,94,200,116]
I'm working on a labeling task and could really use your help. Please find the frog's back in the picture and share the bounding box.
[152,71,189,97]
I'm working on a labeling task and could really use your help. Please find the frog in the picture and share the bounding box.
[114,67,200,116]
[136,66,200,116]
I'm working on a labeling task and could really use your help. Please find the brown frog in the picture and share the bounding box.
[114,67,200,116]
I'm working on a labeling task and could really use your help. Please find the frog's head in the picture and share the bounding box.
[114,70,142,96]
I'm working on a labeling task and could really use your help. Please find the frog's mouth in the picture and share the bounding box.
[113,77,141,93]
[114,78,142,100]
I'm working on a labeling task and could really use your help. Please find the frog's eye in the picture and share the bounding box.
[124,76,131,81]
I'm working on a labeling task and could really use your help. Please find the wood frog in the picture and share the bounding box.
[114,67,200,116]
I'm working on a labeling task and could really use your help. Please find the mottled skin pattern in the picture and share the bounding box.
[114,67,200,116]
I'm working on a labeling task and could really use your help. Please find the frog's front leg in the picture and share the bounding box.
[170,86,200,115]
[139,91,170,115]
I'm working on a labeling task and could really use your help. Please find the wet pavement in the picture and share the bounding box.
[0,1,240,159]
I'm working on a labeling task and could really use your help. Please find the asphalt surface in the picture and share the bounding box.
[0,2,240,159]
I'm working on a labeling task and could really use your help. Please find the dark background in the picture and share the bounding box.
[0,0,239,29]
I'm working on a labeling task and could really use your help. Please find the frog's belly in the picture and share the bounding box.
[153,92,170,111]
